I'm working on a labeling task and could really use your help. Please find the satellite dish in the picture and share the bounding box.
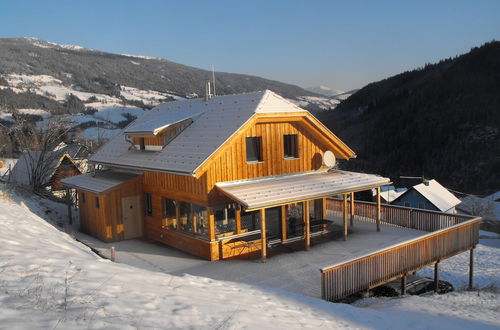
[323,150,336,168]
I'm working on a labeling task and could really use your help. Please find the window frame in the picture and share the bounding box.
[245,136,263,163]
[283,134,299,159]
[144,192,153,217]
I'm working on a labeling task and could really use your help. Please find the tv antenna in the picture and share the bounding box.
[400,175,430,186]
[211,64,216,96]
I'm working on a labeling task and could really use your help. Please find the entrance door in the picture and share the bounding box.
[122,195,143,239]
[265,207,282,241]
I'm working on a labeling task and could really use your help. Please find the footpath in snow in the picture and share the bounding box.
[0,186,499,329]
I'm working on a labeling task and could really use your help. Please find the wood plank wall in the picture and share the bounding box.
[206,120,330,204]
[78,176,143,242]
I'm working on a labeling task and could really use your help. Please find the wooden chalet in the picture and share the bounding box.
[11,151,81,190]
[62,90,391,261]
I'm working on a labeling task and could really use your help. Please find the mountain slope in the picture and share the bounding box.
[319,41,500,194]
[0,38,316,100]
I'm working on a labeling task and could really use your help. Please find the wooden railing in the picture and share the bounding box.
[321,200,481,302]
[326,199,472,232]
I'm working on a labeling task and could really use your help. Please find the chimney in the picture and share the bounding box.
[204,80,212,101]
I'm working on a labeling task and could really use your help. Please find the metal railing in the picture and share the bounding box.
[321,200,481,301]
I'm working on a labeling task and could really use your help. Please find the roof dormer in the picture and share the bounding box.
[124,112,202,151]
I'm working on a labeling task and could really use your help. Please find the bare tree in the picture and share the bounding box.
[10,119,71,192]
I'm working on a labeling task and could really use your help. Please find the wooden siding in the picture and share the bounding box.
[206,119,332,204]
[77,176,143,242]
[132,136,164,146]
[143,171,207,205]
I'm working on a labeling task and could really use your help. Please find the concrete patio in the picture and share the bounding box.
[74,218,425,298]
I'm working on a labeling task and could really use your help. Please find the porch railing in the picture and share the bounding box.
[321,200,481,301]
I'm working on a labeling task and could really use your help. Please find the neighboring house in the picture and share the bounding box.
[392,179,461,213]
[62,90,390,261]
[372,185,407,203]
[10,151,81,190]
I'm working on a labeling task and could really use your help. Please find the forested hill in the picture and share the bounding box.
[319,41,500,195]
[0,38,315,99]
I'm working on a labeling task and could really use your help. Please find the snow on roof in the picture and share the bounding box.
[10,151,68,186]
[373,185,408,202]
[217,170,390,210]
[90,90,307,175]
[124,110,203,136]
[61,170,142,194]
[413,179,461,212]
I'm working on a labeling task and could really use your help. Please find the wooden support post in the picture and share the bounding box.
[401,274,407,295]
[304,201,310,250]
[322,198,327,231]
[434,261,440,293]
[469,246,475,290]
[208,207,215,241]
[260,209,267,262]
[350,192,354,227]
[342,194,348,241]
[235,207,241,234]
[66,188,72,225]
[281,205,287,241]
[110,246,116,262]
[376,186,381,232]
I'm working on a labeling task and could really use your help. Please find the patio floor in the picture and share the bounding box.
[74,217,426,298]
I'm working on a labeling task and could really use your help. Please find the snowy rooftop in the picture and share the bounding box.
[217,170,390,210]
[61,170,141,194]
[90,90,309,175]
[412,179,461,212]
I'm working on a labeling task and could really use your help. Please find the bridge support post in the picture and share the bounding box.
[469,246,475,290]
[260,208,267,263]
[401,274,407,295]
[434,261,440,293]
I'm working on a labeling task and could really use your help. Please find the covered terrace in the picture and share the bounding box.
[216,169,390,261]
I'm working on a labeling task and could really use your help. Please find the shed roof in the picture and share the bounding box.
[216,170,390,211]
[411,179,461,212]
[90,90,352,176]
[61,170,142,194]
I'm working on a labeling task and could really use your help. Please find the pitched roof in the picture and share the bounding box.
[412,179,461,212]
[90,90,334,176]
[10,151,77,187]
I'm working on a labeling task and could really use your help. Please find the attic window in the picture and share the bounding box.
[246,137,262,162]
[284,134,298,158]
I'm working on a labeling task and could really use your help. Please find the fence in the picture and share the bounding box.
[321,200,480,301]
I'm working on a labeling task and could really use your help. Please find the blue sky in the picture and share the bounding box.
[1,0,499,91]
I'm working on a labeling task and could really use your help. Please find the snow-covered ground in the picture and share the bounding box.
[1,185,499,329]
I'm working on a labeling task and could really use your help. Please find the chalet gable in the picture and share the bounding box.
[90,90,355,176]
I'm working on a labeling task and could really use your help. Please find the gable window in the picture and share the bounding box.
[144,193,153,216]
[246,137,262,162]
[404,202,411,207]
[284,134,298,158]
[95,197,100,209]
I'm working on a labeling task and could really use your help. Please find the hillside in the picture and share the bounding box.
[0,38,316,100]
[319,41,500,195]
[1,184,499,328]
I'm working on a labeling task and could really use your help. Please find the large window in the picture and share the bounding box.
[178,202,192,231]
[241,210,260,232]
[246,136,262,162]
[144,192,152,216]
[284,134,298,158]
[95,197,100,209]
[215,204,236,236]
[193,204,208,235]
[163,198,177,229]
